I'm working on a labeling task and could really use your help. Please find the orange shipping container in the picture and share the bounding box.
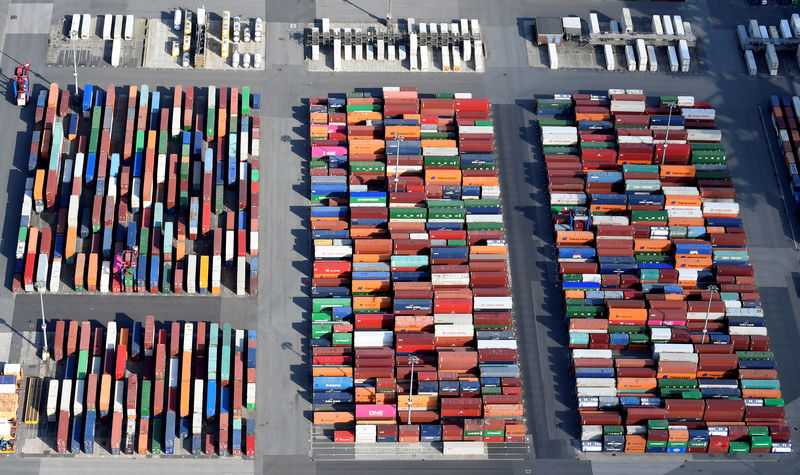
[65,227,78,263]
[420,139,456,148]
[668,217,705,227]
[462,175,499,187]
[425,169,461,184]
[347,111,383,124]
[218,109,227,137]
[313,366,353,378]
[616,377,657,391]
[564,290,585,299]
[664,195,702,207]
[74,253,86,290]
[660,165,696,177]
[625,434,646,453]
[608,308,647,323]
[313,411,355,424]
[180,379,190,417]
[309,112,328,124]
[397,394,438,409]
[350,228,388,238]
[352,296,392,311]
[633,239,672,252]
[741,388,782,399]
[556,231,594,245]
[87,253,99,290]
[469,245,508,255]
[99,374,112,414]
[34,169,45,202]
[348,139,385,155]
[355,386,376,403]
[351,280,391,293]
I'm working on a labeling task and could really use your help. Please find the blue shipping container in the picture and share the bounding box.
[71,414,83,454]
[84,410,96,454]
[206,380,217,419]
[165,411,176,454]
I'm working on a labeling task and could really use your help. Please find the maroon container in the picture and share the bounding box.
[67,321,79,356]
[57,410,69,453]
[54,320,65,361]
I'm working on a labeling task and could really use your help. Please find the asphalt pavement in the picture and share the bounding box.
[0,0,799,474]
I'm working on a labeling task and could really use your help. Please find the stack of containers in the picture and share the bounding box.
[232,329,244,455]
[538,90,790,454]
[768,95,800,214]
[180,323,193,439]
[13,84,260,295]
[152,331,166,454]
[219,323,231,456]
[310,88,524,446]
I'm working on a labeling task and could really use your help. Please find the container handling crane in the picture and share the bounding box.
[115,247,139,292]
[13,63,31,106]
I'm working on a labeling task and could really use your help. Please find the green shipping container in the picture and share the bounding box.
[331,333,352,346]
[647,419,669,430]
[538,119,574,126]
[241,87,250,115]
[481,386,502,395]
[77,350,89,379]
[350,161,385,173]
[346,104,381,112]
[390,208,426,220]
[729,441,750,453]
[467,222,503,230]
[206,108,215,138]
[312,324,332,339]
[215,184,224,213]
[139,227,150,252]
[425,156,459,168]
[312,298,351,313]
[136,130,146,154]
[162,262,172,294]
[151,417,162,454]
[159,131,168,154]
[140,380,151,417]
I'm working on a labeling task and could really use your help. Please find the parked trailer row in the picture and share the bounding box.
[308,88,526,447]
[536,90,790,454]
[47,318,255,456]
[14,84,261,295]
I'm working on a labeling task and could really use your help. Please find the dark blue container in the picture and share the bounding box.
[179,417,189,439]
[252,93,261,110]
[131,321,142,360]
[192,434,202,455]
[164,411,176,454]
[137,255,147,289]
[150,255,160,290]
[65,353,76,380]
[313,391,354,404]
[71,414,83,454]
[312,286,350,297]
[83,410,96,454]
[127,225,137,249]
[420,424,442,442]
[232,428,241,453]
[393,299,432,312]
[439,380,459,394]
[82,85,94,111]
[228,156,237,187]
[85,153,96,184]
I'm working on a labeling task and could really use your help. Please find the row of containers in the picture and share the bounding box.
[45,317,255,456]
[537,90,791,454]
[768,95,800,214]
[14,83,261,295]
[308,87,527,449]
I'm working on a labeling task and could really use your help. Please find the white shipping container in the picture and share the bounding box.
[124,14,134,40]
[225,230,235,262]
[68,196,80,227]
[780,19,792,39]
[652,15,664,36]
[443,441,485,455]
[459,125,494,135]
[551,193,586,204]
[187,255,197,294]
[354,330,393,348]
[729,326,768,336]
[678,40,690,72]
[431,273,470,286]
[422,147,459,156]
[658,352,699,363]
[749,20,761,39]
[625,44,637,72]
[682,108,716,120]
[620,8,633,33]
[102,14,112,40]
[47,380,59,422]
[212,255,222,287]
[769,26,780,40]
[576,378,616,388]
[766,44,779,75]
[111,37,121,66]
[477,339,517,350]
[49,260,61,293]
[114,380,124,412]
[653,343,694,354]
[673,16,685,36]
[73,379,85,416]
[760,25,769,41]
[548,43,558,70]
[193,379,204,414]
[433,314,473,325]
[246,382,256,406]
[355,424,377,443]
[702,202,739,215]
[106,321,117,350]
[793,14,800,38]
[589,13,600,35]
[611,100,646,113]
[636,39,648,72]
[60,379,72,414]
[572,349,613,359]
[70,14,81,37]
[315,245,352,259]
[677,96,695,107]
[183,323,194,352]
[100,260,110,293]
[604,44,615,71]
[576,387,617,397]
[192,412,202,434]
[434,324,474,338]
[80,14,91,39]
[686,128,722,142]
[466,214,502,223]
[114,14,123,39]
[236,255,246,295]
[647,45,658,72]
[473,296,512,310]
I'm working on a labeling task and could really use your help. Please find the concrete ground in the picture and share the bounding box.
[0,0,798,474]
